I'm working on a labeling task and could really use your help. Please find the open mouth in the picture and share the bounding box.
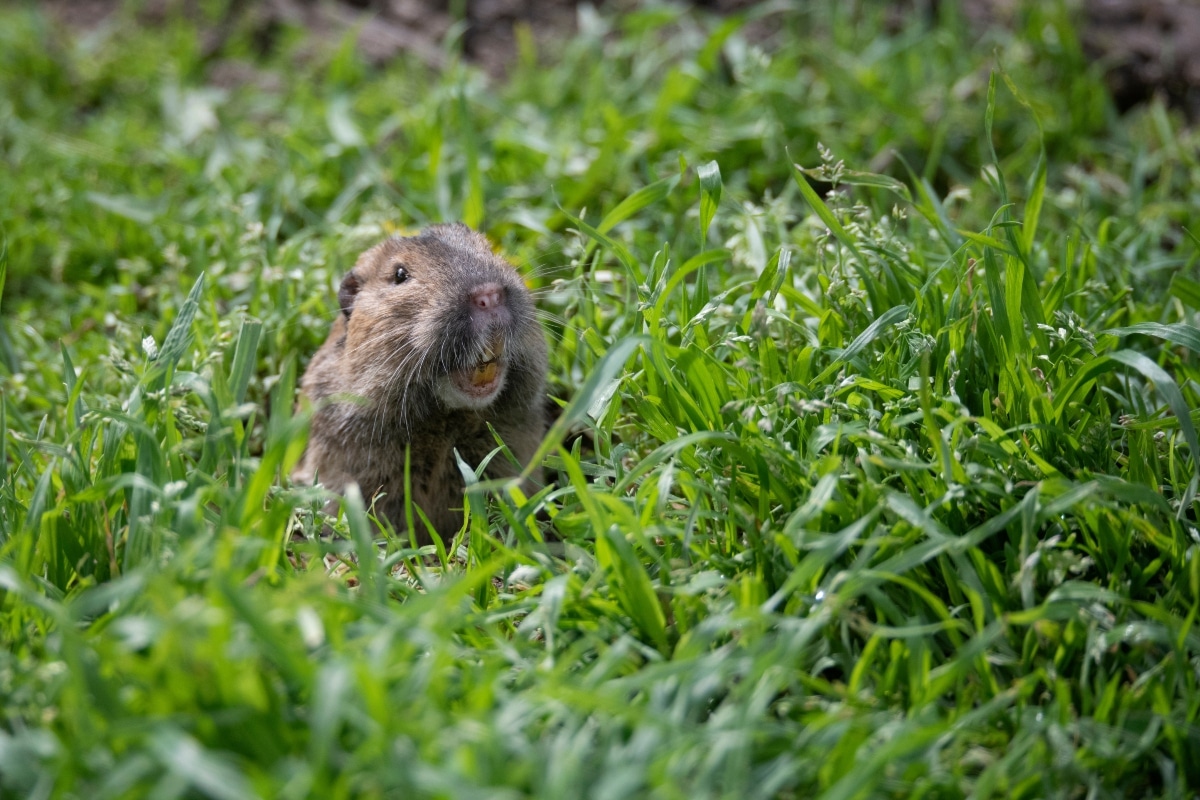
[470,342,501,387]
[447,336,507,406]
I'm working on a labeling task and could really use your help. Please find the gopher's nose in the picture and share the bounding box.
[471,283,505,312]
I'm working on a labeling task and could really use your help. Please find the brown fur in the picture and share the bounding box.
[294,223,547,541]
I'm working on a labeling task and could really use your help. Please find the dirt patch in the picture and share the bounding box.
[1082,0,1200,117]
[963,0,1200,118]
[38,0,1200,118]
[239,0,763,76]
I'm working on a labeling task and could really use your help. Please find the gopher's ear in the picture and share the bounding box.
[338,271,361,318]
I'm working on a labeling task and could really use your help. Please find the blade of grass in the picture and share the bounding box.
[598,176,678,236]
[226,318,262,406]
[813,304,910,384]
[1105,323,1200,355]
[697,160,721,243]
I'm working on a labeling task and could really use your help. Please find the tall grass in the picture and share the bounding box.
[2,2,1199,797]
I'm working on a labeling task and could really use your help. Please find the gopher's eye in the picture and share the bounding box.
[393,265,409,284]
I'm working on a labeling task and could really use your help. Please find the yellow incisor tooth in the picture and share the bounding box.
[472,360,498,386]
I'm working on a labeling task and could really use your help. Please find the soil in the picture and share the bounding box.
[1081,0,1200,117]
[39,0,1200,119]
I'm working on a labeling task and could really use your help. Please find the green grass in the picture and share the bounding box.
[2,1,1200,797]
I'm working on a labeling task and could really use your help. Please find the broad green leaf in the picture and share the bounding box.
[60,343,82,431]
[84,192,162,224]
[596,524,668,653]
[157,272,206,375]
[326,94,365,148]
[814,304,910,383]
[1104,323,1200,355]
[1110,349,1200,482]
[982,71,1008,206]
[226,318,262,406]
[697,160,722,242]
[599,176,677,235]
